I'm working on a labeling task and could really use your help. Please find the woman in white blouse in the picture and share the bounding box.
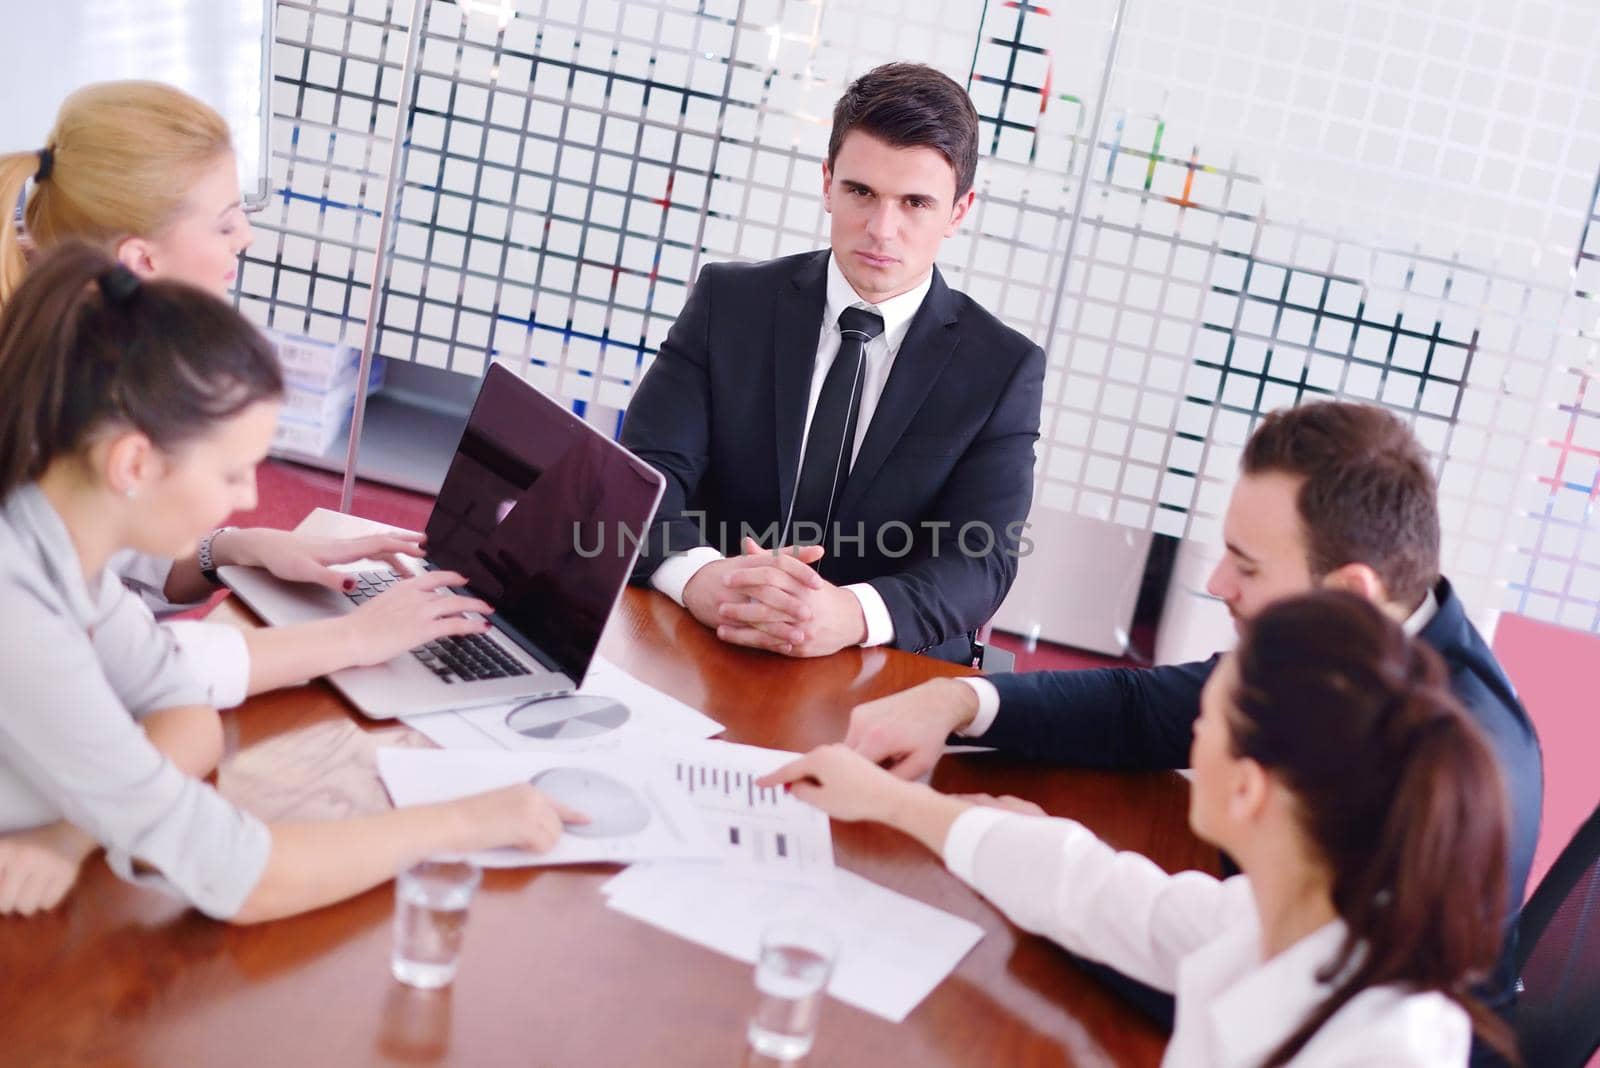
[0,81,479,710]
[761,591,1517,1066]
[0,244,582,921]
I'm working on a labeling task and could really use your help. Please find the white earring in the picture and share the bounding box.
[125,487,137,500]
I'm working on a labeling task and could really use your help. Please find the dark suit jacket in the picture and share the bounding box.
[982,576,1544,1050]
[621,250,1045,654]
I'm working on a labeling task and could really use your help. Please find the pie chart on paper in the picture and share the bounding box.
[505,694,631,740]
[529,766,652,838]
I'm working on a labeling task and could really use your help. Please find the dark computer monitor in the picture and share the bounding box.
[424,364,663,684]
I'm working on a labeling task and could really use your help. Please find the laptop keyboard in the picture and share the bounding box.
[415,633,532,683]
[343,568,403,604]
[342,569,532,684]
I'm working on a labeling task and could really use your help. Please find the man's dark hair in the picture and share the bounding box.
[1242,401,1441,608]
[827,63,980,200]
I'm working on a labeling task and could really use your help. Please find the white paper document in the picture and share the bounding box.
[400,655,724,752]
[376,747,715,868]
[652,736,835,886]
[602,860,984,1023]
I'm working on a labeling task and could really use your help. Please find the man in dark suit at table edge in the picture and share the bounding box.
[620,62,1045,663]
[843,400,1543,1067]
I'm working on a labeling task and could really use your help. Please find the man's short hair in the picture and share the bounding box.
[1242,401,1441,607]
[827,63,979,200]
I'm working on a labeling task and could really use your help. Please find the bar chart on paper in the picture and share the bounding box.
[667,743,835,886]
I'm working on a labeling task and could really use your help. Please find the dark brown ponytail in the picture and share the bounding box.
[1229,591,1518,1067]
[0,241,282,500]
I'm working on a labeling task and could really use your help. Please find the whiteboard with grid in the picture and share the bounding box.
[240,0,1600,638]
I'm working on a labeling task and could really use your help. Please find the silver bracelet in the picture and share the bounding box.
[198,526,238,586]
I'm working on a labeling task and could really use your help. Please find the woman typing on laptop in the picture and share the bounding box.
[0,244,583,920]
[0,81,464,714]
[761,592,1517,1067]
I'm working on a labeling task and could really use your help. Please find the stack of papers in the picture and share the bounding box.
[268,330,383,457]
[377,734,834,882]
[603,861,984,1023]
[388,656,985,1020]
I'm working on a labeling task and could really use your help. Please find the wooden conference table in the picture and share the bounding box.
[0,588,1218,1067]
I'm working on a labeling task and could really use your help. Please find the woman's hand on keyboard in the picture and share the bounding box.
[340,570,496,667]
[214,527,426,591]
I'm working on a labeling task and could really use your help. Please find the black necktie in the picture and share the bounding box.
[789,305,885,549]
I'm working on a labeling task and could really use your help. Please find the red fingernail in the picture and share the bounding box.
[343,578,355,590]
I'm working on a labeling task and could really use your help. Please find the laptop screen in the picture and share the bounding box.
[424,364,663,684]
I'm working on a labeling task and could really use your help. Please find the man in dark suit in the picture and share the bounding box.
[844,400,1543,1065]
[620,63,1044,662]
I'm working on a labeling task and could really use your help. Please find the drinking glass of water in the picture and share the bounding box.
[392,858,481,989]
[746,918,838,1062]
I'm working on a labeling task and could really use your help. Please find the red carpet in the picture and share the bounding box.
[228,459,434,534]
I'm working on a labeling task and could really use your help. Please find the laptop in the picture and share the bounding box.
[221,363,665,718]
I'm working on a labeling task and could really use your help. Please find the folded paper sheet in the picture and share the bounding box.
[602,860,984,1024]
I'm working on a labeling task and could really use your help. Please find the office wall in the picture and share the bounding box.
[0,2,270,205]
[242,0,1600,650]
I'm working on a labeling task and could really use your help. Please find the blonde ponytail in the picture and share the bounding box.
[2,81,233,310]
[0,151,42,304]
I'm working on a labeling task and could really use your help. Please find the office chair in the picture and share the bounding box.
[1515,798,1600,1068]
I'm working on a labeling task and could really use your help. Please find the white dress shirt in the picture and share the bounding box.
[956,588,1442,738]
[0,485,271,918]
[651,253,934,648]
[109,549,252,710]
[944,807,1470,1066]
